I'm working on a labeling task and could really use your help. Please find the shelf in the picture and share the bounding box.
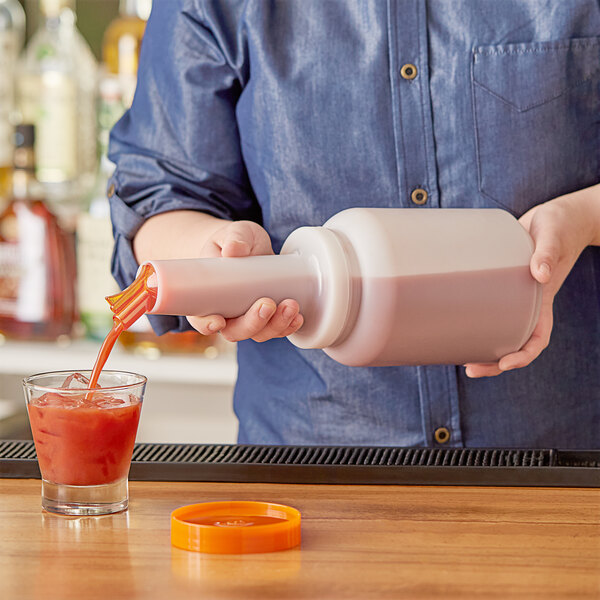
[0,338,238,386]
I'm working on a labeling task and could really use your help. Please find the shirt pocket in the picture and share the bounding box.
[471,37,600,216]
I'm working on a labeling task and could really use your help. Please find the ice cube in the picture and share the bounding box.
[36,392,81,408]
[61,372,92,390]
[94,394,127,409]
[36,392,63,406]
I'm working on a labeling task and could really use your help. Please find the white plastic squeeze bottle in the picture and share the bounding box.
[141,208,542,367]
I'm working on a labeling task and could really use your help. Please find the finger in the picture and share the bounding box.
[521,212,562,284]
[214,221,273,258]
[205,222,253,257]
[279,313,304,338]
[498,298,553,371]
[466,298,553,376]
[251,300,300,342]
[219,297,277,342]
[186,315,226,335]
[463,363,503,378]
[200,240,228,258]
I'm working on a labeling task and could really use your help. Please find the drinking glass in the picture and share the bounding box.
[23,370,146,516]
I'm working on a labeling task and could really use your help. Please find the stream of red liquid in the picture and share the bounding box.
[88,264,158,389]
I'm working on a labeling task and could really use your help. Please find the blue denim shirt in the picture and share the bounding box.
[108,0,600,448]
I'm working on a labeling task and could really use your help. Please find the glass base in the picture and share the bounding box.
[41,478,129,516]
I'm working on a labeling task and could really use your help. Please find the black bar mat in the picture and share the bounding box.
[1,440,599,487]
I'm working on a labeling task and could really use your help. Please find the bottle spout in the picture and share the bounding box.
[105,263,158,330]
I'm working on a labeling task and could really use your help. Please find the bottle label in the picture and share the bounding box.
[98,75,126,161]
[0,243,19,317]
[76,211,119,315]
[0,205,48,322]
[18,73,78,182]
[77,85,98,187]
[0,31,19,166]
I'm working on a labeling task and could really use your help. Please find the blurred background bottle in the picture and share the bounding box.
[0,0,25,206]
[75,75,122,342]
[16,0,97,229]
[75,0,150,342]
[0,0,221,356]
[0,124,76,340]
[102,0,150,107]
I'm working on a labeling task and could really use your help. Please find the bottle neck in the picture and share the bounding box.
[0,0,26,42]
[40,4,76,35]
[119,0,151,20]
[40,0,75,19]
[13,146,34,171]
[12,170,33,200]
[145,253,318,321]
[12,147,41,201]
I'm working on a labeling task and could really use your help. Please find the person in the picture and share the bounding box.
[108,0,600,448]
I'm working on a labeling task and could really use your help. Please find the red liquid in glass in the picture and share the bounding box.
[27,391,142,486]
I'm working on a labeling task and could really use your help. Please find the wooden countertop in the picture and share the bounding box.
[1,479,599,599]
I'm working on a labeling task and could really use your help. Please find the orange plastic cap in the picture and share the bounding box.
[171,501,301,554]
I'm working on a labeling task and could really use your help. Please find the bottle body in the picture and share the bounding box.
[102,0,151,108]
[16,0,97,222]
[77,0,147,341]
[76,167,118,340]
[0,124,76,340]
[313,208,541,366]
[76,77,124,341]
[0,0,25,203]
[144,208,542,367]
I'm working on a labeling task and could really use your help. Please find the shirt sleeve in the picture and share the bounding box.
[107,0,258,334]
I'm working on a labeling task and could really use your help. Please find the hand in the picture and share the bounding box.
[465,186,598,378]
[186,220,304,342]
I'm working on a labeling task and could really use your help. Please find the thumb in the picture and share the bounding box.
[213,222,260,258]
[525,215,561,285]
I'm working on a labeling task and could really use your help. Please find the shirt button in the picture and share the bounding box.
[107,183,116,198]
[400,63,418,80]
[434,427,451,444]
[411,188,428,205]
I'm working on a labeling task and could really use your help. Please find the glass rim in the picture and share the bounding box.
[22,370,147,393]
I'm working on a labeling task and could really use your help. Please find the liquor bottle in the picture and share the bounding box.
[76,78,122,341]
[16,0,97,227]
[102,0,151,108]
[75,0,150,342]
[0,124,76,341]
[75,159,118,341]
[0,0,25,206]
